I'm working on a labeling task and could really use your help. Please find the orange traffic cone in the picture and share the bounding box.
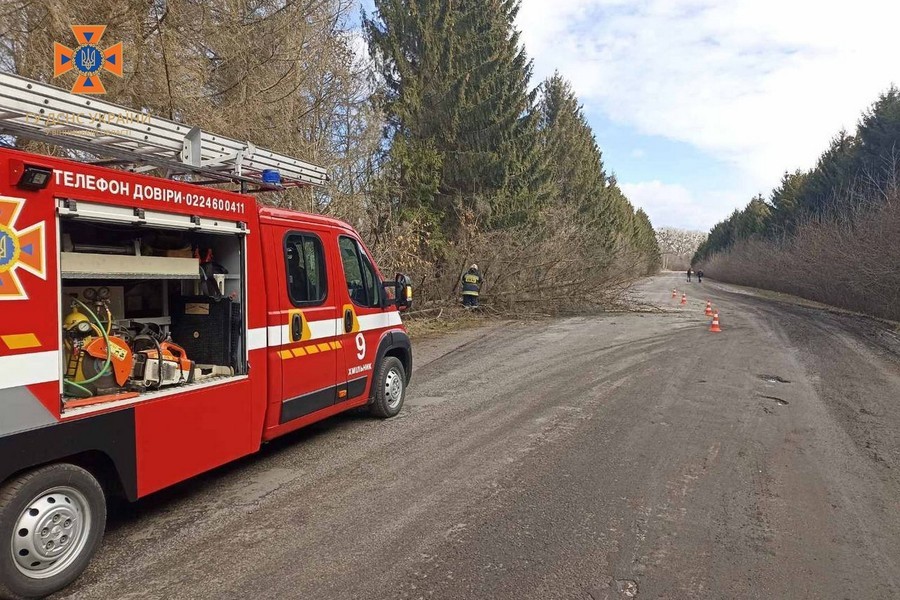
[709,311,722,332]
[705,300,713,316]
[672,288,677,299]
[681,293,687,306]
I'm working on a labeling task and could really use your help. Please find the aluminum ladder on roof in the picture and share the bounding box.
[0,72,328,190]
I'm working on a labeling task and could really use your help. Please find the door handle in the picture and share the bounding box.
[344,309,353,333]
[291,313,302,342]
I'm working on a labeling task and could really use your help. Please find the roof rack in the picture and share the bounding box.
[0,72,328,191]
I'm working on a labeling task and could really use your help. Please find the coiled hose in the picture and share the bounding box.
[63,299,113,398]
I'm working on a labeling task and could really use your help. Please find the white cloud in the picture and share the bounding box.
[517,0,900,226]
[621,180,743,231]
[629,148,645,159]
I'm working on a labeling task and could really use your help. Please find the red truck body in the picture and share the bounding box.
[0,146,411,500]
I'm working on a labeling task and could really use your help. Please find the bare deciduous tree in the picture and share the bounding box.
[656,227,705,271]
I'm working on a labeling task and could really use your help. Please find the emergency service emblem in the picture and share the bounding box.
[53,25,123,94]
[0,196,46,300]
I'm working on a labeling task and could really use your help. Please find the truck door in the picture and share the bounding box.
[273,228,340,422]
[335,235,398,402]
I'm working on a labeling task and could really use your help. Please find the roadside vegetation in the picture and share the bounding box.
[0,0,659,314]
[694,88,900,321]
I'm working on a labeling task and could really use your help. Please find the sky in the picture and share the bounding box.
[357,0,900,231]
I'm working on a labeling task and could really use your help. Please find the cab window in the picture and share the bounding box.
[339,236,379,308]
[284,233,327,305]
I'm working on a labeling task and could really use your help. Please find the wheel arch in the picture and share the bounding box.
[373,329,412,389]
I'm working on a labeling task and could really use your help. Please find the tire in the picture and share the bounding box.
[369,356,407,419]
[0,464,106,600]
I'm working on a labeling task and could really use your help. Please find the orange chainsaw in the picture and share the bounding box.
[130,325,195,390]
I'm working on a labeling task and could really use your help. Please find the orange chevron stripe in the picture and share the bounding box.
[1,333,41,350]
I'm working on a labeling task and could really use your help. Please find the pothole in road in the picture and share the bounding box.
[759,395,789,405]
[758,374,791,384]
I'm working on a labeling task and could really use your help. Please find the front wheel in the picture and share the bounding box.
[0,464,106,600]
[369,356,407,419]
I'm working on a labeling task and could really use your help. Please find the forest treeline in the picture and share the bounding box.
[694,88,900,320]
[0,0,659,311]
[656,227,706,271]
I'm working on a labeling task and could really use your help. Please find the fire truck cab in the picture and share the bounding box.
[0,74,412,599]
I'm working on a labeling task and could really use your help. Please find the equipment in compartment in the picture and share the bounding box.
[63,285,125,322]
[62,233,140,256]
[62,290,134,397]
[62,289,199,400]
[58,218,246,406]
[170,296,237,369]
[131,325,195,390]
[195,245,229,298]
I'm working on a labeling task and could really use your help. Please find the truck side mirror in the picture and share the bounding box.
[394,273,413,312]
[380,274,413,311]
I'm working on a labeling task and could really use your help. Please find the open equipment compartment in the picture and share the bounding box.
[58,199,247,410]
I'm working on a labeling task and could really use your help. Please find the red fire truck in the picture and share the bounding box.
[0,74,412,599]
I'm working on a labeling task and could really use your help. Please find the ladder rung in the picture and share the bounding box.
[0,73,328,188]
[91,136,129,145]
[0,119,288,190]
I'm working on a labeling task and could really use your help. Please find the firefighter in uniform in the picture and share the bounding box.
[461,264,482,308]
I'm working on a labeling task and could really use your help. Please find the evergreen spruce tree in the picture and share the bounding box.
[631,209,660,273]
[366,0,659,279]
[445,0,550,227]
[365,0,457,230]
[768,170,808,236]
[535,73,660,270]
[365,0,550,232]
[538,74,607,215]
[601,175,641,250]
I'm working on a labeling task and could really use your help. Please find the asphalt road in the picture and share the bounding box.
[56,273,900,599]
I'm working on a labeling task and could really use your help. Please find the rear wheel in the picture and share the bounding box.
[0,464,106,600]
[369,356,407,419]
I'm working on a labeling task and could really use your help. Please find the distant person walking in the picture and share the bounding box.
[461,264,483,308]
[697,269,704,283]
[686,268,693,282]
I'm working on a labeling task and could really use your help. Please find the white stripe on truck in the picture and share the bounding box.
[358,312,403,330]
[266,312,402,348]
[247,327,268,351]
[0,350,60,389]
